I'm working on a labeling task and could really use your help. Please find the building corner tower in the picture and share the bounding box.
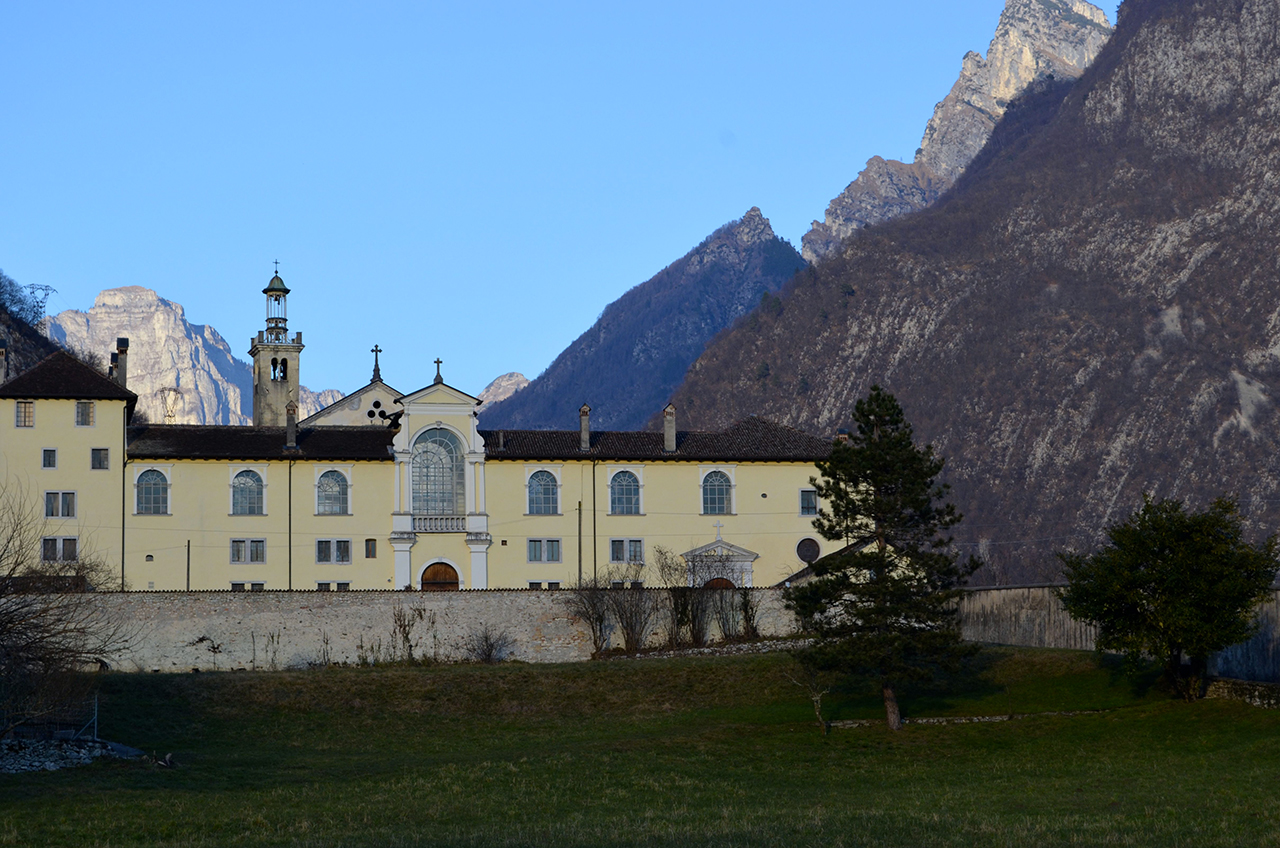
[249,271,304,427]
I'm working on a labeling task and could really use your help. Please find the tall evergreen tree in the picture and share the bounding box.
[787,386,977,730]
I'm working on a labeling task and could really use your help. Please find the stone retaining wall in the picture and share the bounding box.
[97,589,797,671]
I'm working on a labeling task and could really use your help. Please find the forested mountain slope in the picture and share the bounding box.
[671,0,1280,582]
[482,208,804,431]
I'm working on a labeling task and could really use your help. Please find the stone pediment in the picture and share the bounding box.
[681,540,758,562]
[397,381,480,408]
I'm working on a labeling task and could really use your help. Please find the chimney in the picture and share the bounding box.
[0,338,7,382]
[109,352,118,381]
[285,401,298,449]
[579,403,591,452]
[836,428,850,443]
[663,403,676,453]
[115,338,129,388]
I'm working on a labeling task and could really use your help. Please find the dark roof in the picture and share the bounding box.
[481,416,832,462]
[0,350,137,403]
[127,424,395,461]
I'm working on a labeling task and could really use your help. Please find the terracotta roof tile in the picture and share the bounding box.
[127,424,395,461]
[0,350,136,402]
[481,416,831,462]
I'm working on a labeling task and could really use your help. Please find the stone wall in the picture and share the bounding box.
[97,589,797,672]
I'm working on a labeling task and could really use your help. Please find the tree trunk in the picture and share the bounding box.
[882,683,903,730]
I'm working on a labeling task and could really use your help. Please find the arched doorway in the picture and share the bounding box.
[703,577,735,589]
[421,562,460,591]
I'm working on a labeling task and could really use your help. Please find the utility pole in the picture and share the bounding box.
[186,540,191,591]
[577,501,583,587]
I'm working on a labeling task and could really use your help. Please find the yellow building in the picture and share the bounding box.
[1,273,836,591]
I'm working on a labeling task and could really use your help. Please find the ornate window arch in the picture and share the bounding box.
[412,428,466,515]
[317,470,349,515]
[232,470,265,515]
[136,469,169,515]
[610,471,640,515]
[527,470,558,515]
[701,470,732,515]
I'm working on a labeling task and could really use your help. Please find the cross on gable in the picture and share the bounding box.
[433,358,444,385]
[713,520,724,540]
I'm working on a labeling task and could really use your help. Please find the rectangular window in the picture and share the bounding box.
[42,449,56,469]
[336,582,350,592]
[231,539,266,564]
[44,491,76,518]
[250,582,265,592]
[365,538,377,558]
[91,448,109,470]
[75,401,94,427]
[610,538,644,564]
[316,539,351,564]
[317,582,331,592]
[800,489,818,516]
[41,537,77,562]
[231,582,245,592]
[15,401,33,427]
[547,581,561,590]
[527,538,561,563]
[528,581,542,589]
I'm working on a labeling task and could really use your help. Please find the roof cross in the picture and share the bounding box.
[433,358,444,385]
[713,520,724,540]
[273,259,279,275]
[371,345,382,382]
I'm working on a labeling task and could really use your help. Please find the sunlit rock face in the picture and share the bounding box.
[477,372,529,413]
[802,0,1111,263]
[47,287,342,424]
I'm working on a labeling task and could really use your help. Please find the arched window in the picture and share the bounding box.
[136,469,168,515]
[412,428,465,515]
[610,471,640,515]
[702,470,732,515]
[527,470,558,515]
[317,470,349,515]
[232,470,265,515]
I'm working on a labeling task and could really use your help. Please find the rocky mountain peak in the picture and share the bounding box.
[478,372,529,412]
[802,0,1110,263]
[47,287,342,425]
[733,207,774,246]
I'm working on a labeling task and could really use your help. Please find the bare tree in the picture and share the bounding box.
[0,483,130,736]
[604,561,660,654]
[461,623,515,663]
[563,577,612,657]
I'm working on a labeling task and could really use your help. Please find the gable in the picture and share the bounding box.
[301,380,403,427]
[397,381,480,408]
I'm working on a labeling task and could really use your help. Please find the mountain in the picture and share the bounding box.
[47,287,342,424]
[481,207,805,431]
[478,372,528,412]
[801,0,1111,263]
[670,0,1280,583]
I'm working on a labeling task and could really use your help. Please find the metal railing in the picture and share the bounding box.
[4,694,98,741]
[413,515,466,533]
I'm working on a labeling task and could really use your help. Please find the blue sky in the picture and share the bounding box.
[0,1,1118,401]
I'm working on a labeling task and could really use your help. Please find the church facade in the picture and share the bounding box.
[0,274,834,592]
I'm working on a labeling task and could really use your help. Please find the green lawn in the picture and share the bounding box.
[1,648,1278,847]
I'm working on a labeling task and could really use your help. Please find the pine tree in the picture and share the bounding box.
[786,386,977,730]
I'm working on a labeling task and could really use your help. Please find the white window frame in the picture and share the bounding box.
[315,538,353,564]
[43,490,76,518]
[607,465,644,515]
[134,465,173,516]
[524,465,563,516]
[229,465,269,516]
[75,401,95,427]
[90,448,110,470]
[699,465,737,515]
[314,465,354,516]
[526,537,563,563]
[230,538,267,564]
[609,537,644,564]
[799,487,819,517]
[42,448,57,469]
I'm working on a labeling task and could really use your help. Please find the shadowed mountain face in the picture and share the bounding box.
[671,0,1280,583]
[481,208,805,432]
[801,0,1111,264]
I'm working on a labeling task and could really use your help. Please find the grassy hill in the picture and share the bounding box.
[3,648,1279,846]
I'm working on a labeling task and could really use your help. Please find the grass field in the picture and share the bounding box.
[1,648,1278,847]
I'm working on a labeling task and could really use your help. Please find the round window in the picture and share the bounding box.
[796,538,821,564]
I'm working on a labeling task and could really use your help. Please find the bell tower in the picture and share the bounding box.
[248,268,304,427]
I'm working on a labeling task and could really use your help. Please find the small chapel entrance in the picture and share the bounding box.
[703,577,735,589]
[420,562,460,591]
